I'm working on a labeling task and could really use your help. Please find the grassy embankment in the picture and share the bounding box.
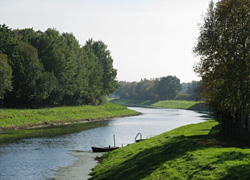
[0,103,139,130]
[110,99,208,111]
[90,120,250,180]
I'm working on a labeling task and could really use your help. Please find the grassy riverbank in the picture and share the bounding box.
[110,99,208,111]
[90,120,250,180]
[0,103,139,130]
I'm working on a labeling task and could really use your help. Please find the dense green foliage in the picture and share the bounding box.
[0,103,139,129]
[0,54,12,99]
[0,25,119,108]
[110,99,207,111]
[194,0,250,140]
[113,78,201,101]
[114,76,184,100]
[180,81,202,101]
[91,120,250,180]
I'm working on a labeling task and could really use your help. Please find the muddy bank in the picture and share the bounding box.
[53,151,103,180]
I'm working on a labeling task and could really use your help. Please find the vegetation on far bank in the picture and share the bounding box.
[0,25,119,108]
[113,78,201,101]
[0,103,139,130]
[110,99,208,111]
[90,120,250,180]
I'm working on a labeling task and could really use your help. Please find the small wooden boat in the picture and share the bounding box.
[92,135,119,152]
[91,146,119,152]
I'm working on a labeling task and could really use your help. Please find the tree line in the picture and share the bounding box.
[194,0,249,141]
[113,76,201,101]
[0,25,119,108]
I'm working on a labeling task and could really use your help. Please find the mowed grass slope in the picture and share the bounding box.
[0,103,140,129]
[152,100,207,111]
[90,120,250,180]
[110,99,208,111]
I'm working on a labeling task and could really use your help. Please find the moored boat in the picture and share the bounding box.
[92,135,119,152]
[91,146,119,152]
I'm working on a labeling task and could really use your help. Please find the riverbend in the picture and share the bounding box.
[0,107,209,180]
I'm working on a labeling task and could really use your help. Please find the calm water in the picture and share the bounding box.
[0,107,209,180]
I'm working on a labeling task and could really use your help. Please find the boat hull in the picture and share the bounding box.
[91,146,119,152]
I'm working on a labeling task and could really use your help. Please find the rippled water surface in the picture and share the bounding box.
[0,107,209,180]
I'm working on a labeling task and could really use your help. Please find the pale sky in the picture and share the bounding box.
[0,0,217,83]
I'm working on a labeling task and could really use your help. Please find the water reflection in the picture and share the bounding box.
[0,121,107,144]
[0,107,209,180]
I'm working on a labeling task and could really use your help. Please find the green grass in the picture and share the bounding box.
[90,120,250,180]
[110,99,208,111]
[152,100,207,111]
[0,103,140,129]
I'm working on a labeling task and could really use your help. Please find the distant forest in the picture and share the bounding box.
[113,76,201,101]
[0,24,119,108]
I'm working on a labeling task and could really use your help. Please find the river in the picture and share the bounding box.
[0,107,209,180]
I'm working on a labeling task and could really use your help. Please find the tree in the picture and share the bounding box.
[157,76,181,100]
[15,28,36,43]
[0,26,119,107]
[60,32,86,105]
[115,81,138,99]
[194,0,250,136]
[0,24,16,102]
[86,39,119,96]
[186,81,202,100]
[0,54,12,99]
[82,43,104,105]
[135,79,157,100]
[0,24,16,60]
[4,41,56,107]
[30,29,83,105]
[115,76,182,100]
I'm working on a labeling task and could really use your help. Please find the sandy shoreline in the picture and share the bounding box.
[53,151,103,180]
